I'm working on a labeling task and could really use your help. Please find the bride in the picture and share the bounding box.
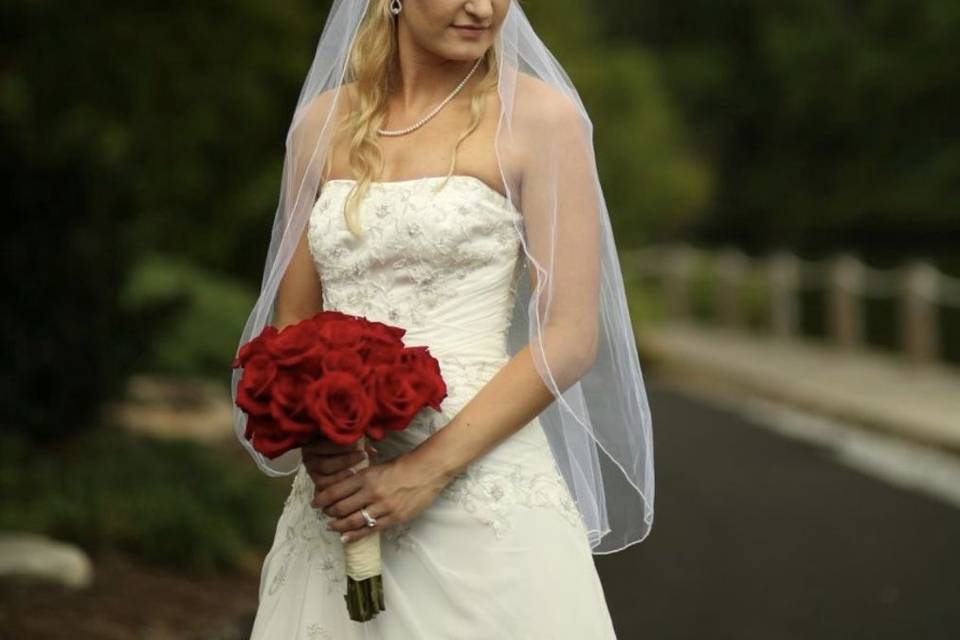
[234,1,654,638]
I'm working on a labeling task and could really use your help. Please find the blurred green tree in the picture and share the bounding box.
[593,0,960,256]
[526,0,712,246]
[0,0,327,437]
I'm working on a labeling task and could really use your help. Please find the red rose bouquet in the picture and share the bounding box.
[232,310,447,621]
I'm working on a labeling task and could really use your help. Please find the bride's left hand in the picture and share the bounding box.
[312,451,451,543]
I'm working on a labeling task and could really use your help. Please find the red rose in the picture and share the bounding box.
[370,363,428,433]
[400,346,448,411]
[293,344,331,379]
[318,348,371,381]
[233,310,449,461]
[235,353,278,417]
[244,412,268,440]
[363,320,407,348]
[269,371,314,434]
[365,340,404,367]
[232,326,279,368]
[304,371,375,445]
[252,428,302,459]
[243,414,302,458]
[316,317,367,350]
[267,321,324,367]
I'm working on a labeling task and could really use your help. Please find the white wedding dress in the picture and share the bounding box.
[249,175,618,640]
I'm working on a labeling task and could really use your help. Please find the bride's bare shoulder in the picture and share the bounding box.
[512,72,584,135]
[511,72,588,192]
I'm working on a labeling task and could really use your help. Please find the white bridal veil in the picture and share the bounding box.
[232,0,654,553]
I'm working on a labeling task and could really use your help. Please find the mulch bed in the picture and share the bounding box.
[0,550,261,640]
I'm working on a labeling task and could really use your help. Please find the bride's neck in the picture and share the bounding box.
[391,49,482,113]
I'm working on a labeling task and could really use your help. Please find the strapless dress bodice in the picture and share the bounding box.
[306,175,528,441]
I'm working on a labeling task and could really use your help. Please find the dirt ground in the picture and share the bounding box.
[0,550,260,640]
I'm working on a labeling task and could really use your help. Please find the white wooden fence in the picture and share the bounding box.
[622,244,960,365]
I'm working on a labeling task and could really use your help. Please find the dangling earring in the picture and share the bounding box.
[389,0,402,16]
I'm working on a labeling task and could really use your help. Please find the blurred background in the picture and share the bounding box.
[1,0,957,638]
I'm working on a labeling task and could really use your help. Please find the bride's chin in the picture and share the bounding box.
[442,37,491,56]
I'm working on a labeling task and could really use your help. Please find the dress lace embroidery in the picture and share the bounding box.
[305,623,334,640]
[382,519,418,552]
[438,460,584,539]
[267,470,346,597]
[307,176,523,327]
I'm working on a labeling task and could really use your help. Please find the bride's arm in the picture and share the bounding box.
[275,228,324,329]
[408,88,601,484]
[274,87,343,329]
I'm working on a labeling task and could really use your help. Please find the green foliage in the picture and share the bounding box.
[624,278,666,327]
[0,427,287,575]
[2,0,329,284]
[122,254,256,379]
[594,0,960,252]
[0,114,142,442]
[1,1,328,434]
[570,46,713,245]
[524,0,713,246]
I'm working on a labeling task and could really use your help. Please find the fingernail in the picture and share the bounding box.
[340,533,349,543]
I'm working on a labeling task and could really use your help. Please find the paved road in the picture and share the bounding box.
[595,382,960,640]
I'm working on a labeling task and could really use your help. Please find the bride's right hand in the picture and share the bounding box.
[302,437,378,491]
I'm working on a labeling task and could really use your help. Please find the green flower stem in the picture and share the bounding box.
[345,574,386,622]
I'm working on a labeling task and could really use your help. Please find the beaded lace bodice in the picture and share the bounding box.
[263,175,584,592]
[306,175,528,437]
[308,175,523,335]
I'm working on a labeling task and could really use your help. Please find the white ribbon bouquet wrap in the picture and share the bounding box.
[232,0,655,613]
[342,439,383,618]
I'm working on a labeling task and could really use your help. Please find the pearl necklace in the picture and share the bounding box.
[377,57,483,137]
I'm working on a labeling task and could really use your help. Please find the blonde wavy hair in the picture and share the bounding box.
[321,0,500,238]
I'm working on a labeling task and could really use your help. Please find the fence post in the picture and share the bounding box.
[714,247,748,330]
[899,261,940,364]
[767,251,800,339]
[663,244,696,321]
[827,253,864,350]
